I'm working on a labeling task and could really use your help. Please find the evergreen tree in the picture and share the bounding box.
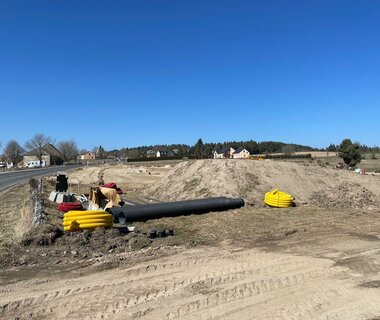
[194,138,204,159]
[338,139,362,167]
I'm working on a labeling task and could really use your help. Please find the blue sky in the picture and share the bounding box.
[0,0,379,151]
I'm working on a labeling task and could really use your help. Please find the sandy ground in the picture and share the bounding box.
[0,249,377,319]
[1,234,380,320]
[1,159,380,320]
[65,163,172,194]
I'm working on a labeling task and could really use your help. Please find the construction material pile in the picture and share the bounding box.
[146,160,380,209]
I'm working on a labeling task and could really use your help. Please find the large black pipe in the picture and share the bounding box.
[109,197,244,224]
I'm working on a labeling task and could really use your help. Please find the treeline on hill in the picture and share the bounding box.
[327,143,380,153]
[106,140,317,159]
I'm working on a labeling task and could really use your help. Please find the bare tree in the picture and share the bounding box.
[4,140,24,166]
[58,140,79,162]
[25,134,52,166]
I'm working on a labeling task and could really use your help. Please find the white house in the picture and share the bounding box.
[156,150,175,157]
[213,148,226,159]
[213,147,236,159]
[232,147,251,159]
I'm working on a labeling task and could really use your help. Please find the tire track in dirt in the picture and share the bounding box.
[0,249,290,313]
[1,247,380,320]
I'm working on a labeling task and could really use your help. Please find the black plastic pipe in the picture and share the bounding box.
[109,197,244,224]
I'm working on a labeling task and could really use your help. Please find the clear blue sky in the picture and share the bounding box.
[0,0,379,151]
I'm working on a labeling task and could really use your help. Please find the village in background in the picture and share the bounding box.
[1,134,379,170]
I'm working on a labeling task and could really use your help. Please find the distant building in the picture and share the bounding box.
[156,150,175,157]
[146,150,156,158]
[232,147,250,159]
[78,152,96,160]
[213,147,227,159]
[23,143,64,167]
[213,147,236,159]
[95,145,106,159]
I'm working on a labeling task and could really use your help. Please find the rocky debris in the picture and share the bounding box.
[310,182,377,209]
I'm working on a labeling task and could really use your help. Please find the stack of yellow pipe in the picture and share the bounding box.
[264,189,294,208]
[63,210,113,232]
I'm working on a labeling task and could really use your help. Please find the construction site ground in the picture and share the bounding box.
[1,159,380,320]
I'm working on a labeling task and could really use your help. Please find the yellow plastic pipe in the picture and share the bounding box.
[264,189,294,208]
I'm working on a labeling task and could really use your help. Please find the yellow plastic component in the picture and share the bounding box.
[63,218,112,226]
[63,210,113,232]
[64,222,112,232]
[77,222,111,228]
[63,214,113,221]
[264,189,294,208]
[65,210,108,217]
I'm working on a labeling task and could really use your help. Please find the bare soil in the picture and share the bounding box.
[1,159,380,319]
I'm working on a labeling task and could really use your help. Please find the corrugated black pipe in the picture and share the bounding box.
[109,197,244,224]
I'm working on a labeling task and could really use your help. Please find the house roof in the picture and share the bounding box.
[25,144,64,159]
[235,147,248,153]
[158,150,174,155]
[214,147,228,154]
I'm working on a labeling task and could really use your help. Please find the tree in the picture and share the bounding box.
[327,144,337,152]
[94,145,106,159]
[4,140,23,166]
[25,134,52,166]
[193,138,204,159]
[58,140,79,162]
[338,139,362,167]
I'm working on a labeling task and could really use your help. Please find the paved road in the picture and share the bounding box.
[0,165,82,192]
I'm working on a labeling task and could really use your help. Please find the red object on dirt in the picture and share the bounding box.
[57,202,83,212]
[101,182,123,194]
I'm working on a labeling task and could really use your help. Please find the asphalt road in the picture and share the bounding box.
[0,165,82,192]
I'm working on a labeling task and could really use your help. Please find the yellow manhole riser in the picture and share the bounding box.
[63,210,113,232]
[264,188,294,208]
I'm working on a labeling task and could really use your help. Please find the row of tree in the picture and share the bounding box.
[106,139,317,159]
[0,135,375,168]
[0,134,80,166]
[327,143,379,153]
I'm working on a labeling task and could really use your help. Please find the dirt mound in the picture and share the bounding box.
[21,224,63,246]
[146,160,380,209]
[310,182,378,209]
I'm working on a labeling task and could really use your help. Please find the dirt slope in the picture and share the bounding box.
[0,185,32,250]
[147,159,380,208]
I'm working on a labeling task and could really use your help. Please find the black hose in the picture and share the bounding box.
[109,197,244,224]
